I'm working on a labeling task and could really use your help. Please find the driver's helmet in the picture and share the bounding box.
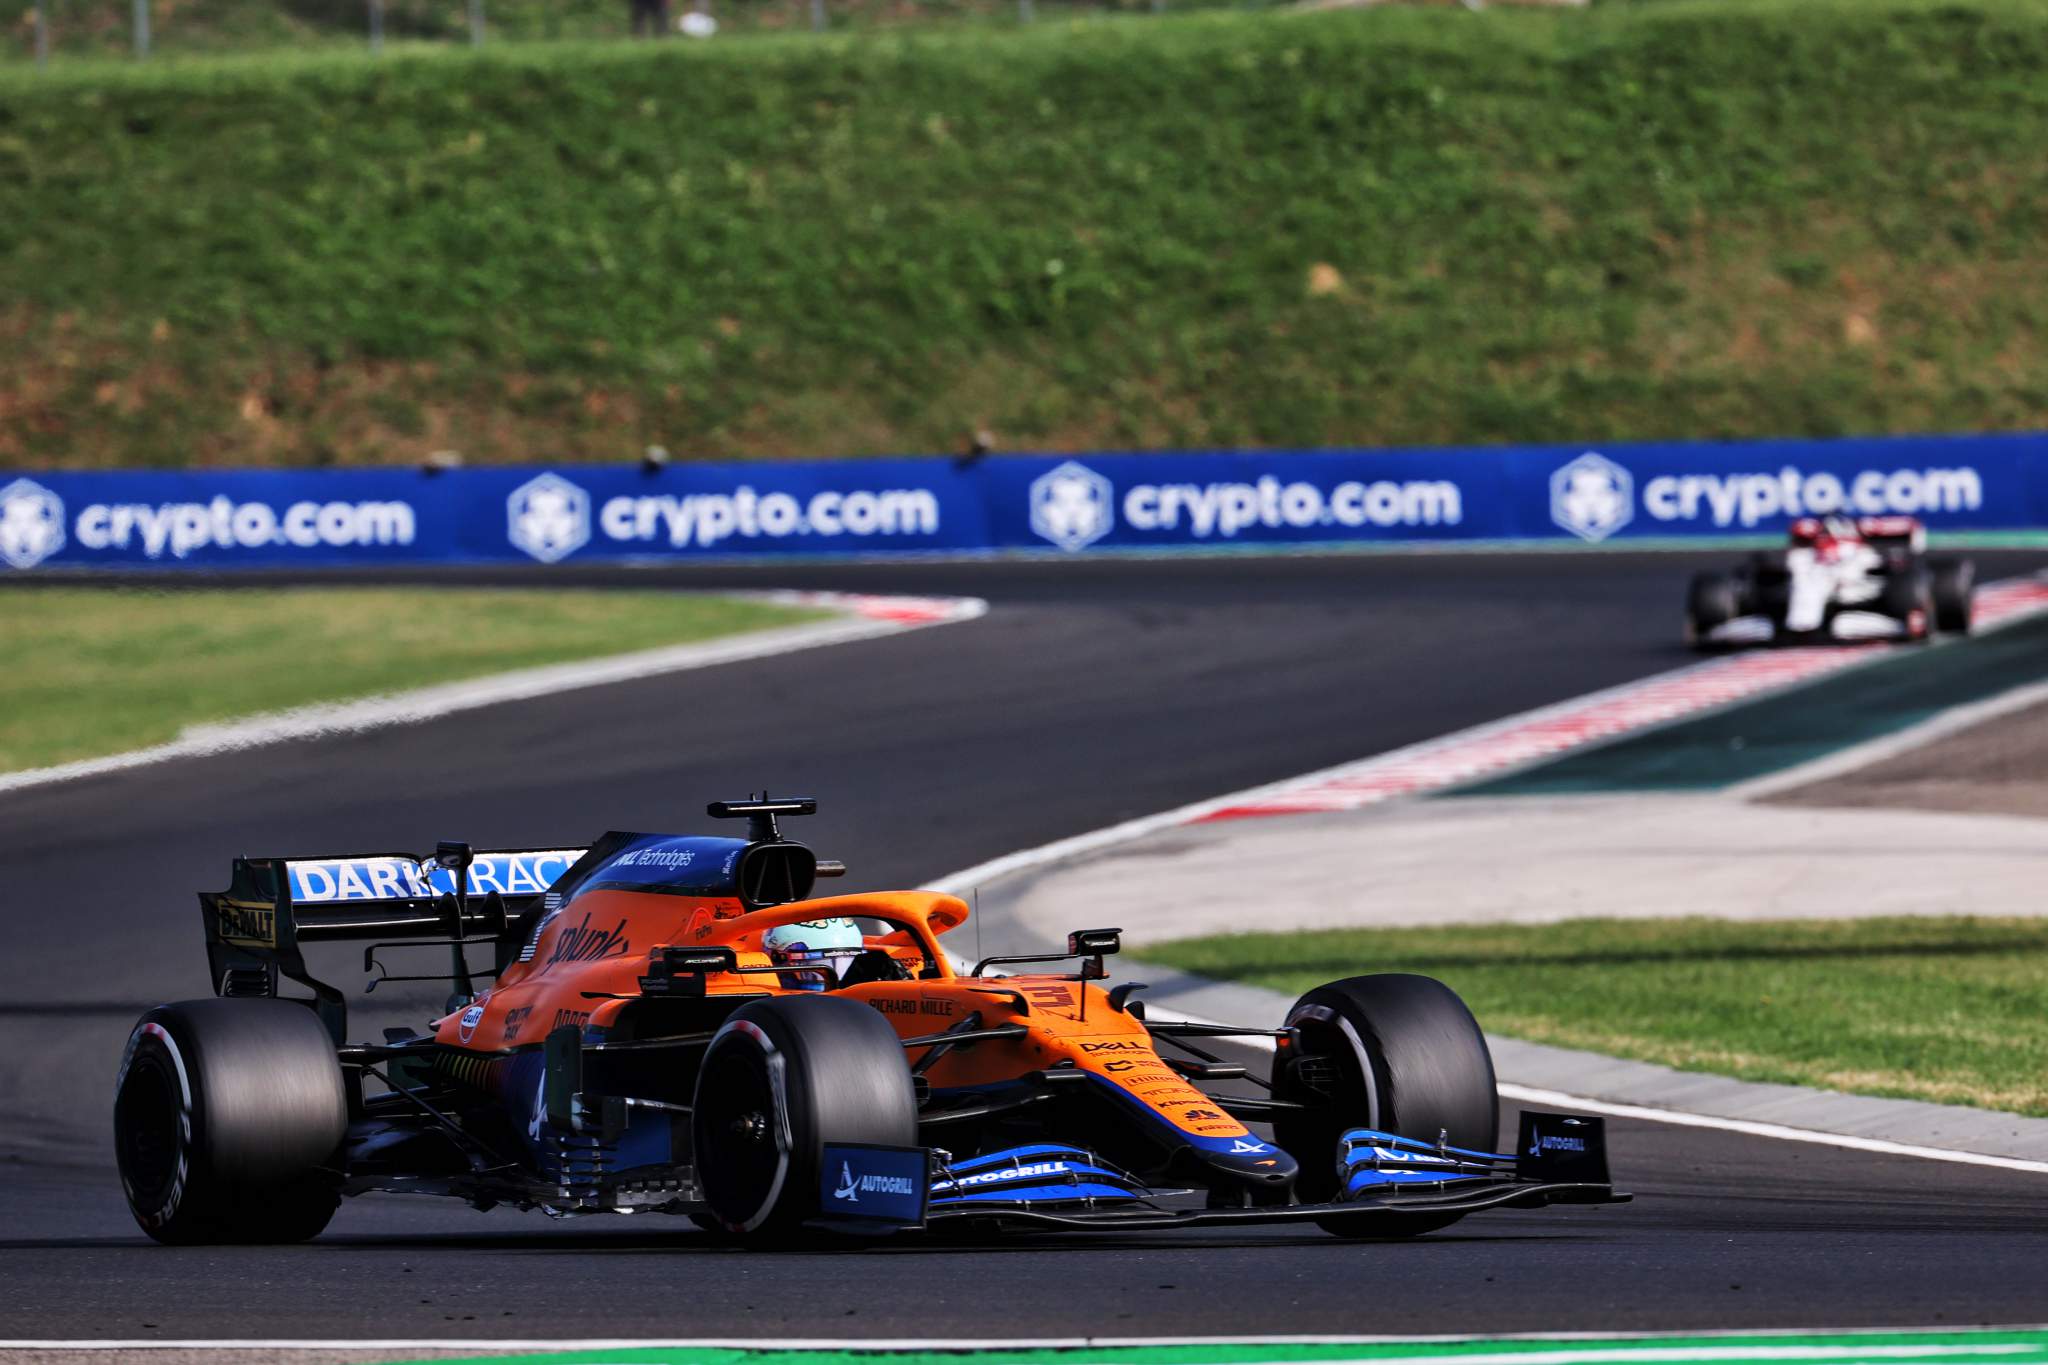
[1814,515,1860,561]
[762,917,864,991]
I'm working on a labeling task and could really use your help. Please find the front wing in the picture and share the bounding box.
[921,1179,1623,1231]
[1703,610,1912,645]
[908,1110,1628,1232]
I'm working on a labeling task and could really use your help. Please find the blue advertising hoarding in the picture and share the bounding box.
[2,431,2043,572]
[986,433,2048,552]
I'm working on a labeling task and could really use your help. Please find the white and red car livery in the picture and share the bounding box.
[1686,515,1974,647]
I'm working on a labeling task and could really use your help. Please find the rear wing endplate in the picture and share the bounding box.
[199,847,586,1040]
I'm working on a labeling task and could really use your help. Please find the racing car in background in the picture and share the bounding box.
[1686,514,1974,648]
[114,797,1624,1245]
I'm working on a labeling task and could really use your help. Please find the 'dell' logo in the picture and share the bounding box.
[0,478,65,570]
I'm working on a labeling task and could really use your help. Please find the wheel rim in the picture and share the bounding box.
[1275,1003,1378,1202]
[695,1039,785,1228]
[116,1052,183,1209]
[1288,1005,1377,1123]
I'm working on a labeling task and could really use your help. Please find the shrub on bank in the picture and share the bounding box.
[2,0,2044,466]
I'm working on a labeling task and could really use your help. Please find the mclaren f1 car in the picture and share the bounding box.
[115,797,1625,1244]
[1686,514,1974,648]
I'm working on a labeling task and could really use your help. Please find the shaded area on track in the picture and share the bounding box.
[4,551,2046,1338]
[5,1107,2048,1337]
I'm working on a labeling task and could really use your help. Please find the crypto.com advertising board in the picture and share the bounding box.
[3,433,2043,571]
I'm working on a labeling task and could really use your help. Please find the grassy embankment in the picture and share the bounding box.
[3,0,1196,60]
[2,0,2044,467]
[1148,916,2048,1116]
[0,586,825,771]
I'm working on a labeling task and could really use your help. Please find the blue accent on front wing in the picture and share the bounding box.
[1340,1127,1513,1163]
[934,1144,1148,1198]
[1345,1167,1492,1193]
[932,1162,1128,1194]
[948,1143,1093,1172]
[931,1181,1144,1205]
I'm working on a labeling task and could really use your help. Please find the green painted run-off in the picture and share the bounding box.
[390,1329,2048,1365]
[1459,614,2048,795]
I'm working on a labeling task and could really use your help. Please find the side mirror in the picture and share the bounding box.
[1067,927,1122,956]
[434,841,475,871]
[1070,927,1120,991]
[639,945,740,998]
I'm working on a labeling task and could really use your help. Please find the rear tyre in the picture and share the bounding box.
[113,999,347,1245]
[1271,974,1497,1238]
[691,995,917,1240]
[1686,571,1740,649]
[1930,557,1975,635]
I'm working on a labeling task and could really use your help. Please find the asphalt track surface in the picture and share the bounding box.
[4,552,2047,1339]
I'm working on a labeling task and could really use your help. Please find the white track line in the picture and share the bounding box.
[1312,1350,2042,1365]
[926,575,2048,894]
[6,1329,2047,1351]
[1495,1083,2048,1177]
[1137,1003,2048,1178]
[923,627,1800,893]
[0,592,985,796]
[923,574,2048,1173]
[1172,1005,2048,1177]
[1196,575,2048,820]
[1251,1351,2043,1365]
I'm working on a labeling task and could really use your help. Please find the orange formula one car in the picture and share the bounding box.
[115,797,1625,1244]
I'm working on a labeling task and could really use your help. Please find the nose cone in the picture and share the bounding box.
[1191,1136,1299,1201]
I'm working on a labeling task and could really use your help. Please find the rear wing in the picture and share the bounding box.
[200,846,586,1040]
[1856,515,1926,554]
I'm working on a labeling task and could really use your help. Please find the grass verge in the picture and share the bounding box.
[3,0,1207,59]
[1146,916,2048,1116]
[2,0,2046,466]
[0,586,826,772]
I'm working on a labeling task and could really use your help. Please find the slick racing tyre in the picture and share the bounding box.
[1929,557,1975,635]
[114,999,347,1245]
[1744,551,1791,621]
[1881,567,1937,642]
[691,995,916,1240]
[1271,973,1497,1238]
[1686,571,1740,649]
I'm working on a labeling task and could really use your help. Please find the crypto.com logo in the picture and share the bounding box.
[1550,452,1634,543]
[506,473,590,564]
[0,478,66,570]
[1028,461,1114,552]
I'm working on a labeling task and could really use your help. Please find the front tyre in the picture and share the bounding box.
[1881,568,1937,643]
[114,999,347,1245]
[1686,571,1740,650]
[1929,557,1975,635]
[1271,973,1497,1238]
[690,995,917,1240]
